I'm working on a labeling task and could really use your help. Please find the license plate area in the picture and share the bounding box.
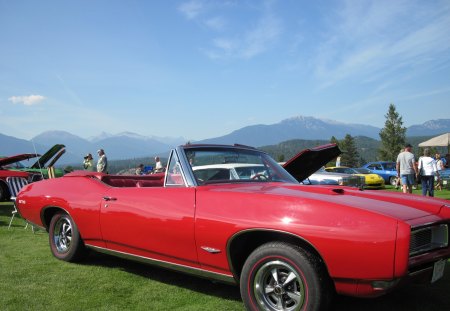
[431,260,446,283]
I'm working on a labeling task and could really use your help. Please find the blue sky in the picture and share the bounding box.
[1,0,450,141]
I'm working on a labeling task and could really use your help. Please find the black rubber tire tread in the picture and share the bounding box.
[0,183,10,201]
[48,212,86,262]
[240,241,333,311]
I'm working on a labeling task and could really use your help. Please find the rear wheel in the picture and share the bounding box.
[389,176,397,186]
[0,182,10,201]
[49,212,85,262]
[240,242,332,311]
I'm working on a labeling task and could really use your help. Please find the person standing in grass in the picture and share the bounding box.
[396,143,418,194]
[435,153,444,190]
[418,148,440,197]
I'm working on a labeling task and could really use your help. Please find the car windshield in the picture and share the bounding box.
[354,168,372,174]
[184,147,298,185]
[331,167,355,174]
[383,162,396,170]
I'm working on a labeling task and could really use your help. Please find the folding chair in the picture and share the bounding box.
[6,177,28,229]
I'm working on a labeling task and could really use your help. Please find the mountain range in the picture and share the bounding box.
[1,116,450,165]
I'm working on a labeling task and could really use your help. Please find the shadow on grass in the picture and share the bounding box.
[80,251,242,302]
[80,250,450,310]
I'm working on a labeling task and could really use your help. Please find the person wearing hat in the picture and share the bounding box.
[97,149,108,174]
[83,153,95,171]
[396,143,418,194]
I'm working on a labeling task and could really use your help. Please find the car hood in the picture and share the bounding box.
[283,144,341,181]
[0,153,40,167]
[282,185,444,221]
[31,144,65,168]
[207,183,445,222]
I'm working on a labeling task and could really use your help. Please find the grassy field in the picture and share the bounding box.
[384,184,450,199]
[1,198,450,311]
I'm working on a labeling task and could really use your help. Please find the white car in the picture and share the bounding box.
[192,163,270,183]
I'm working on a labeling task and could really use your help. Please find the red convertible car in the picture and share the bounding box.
[15,144,450,311]
[0,153,39,201]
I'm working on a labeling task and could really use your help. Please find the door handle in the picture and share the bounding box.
[102,196,117,201]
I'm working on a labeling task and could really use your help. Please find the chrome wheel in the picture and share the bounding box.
[253,260,305,311]
[389,176,397,186]
[53,216,73,254]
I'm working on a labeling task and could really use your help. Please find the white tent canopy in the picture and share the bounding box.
[418,133,450,153]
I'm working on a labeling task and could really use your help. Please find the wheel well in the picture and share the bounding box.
[42,207,66,230]
[228,230,327,282]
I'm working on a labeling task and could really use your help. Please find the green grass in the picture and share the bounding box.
[384,185,450,200]
[1,201,450,311]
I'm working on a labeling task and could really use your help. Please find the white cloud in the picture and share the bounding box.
[205,9,281,59]
[204,16,226,31]
[8,95,45,106]
[312,0,450,89]
[178,0,205,20]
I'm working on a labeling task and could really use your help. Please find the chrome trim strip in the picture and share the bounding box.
[176,146,198,187]
[201,246,222,254]
[85,244,236,285]
[408,266,433,277]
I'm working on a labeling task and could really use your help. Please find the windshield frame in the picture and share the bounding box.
[181,145,298,186]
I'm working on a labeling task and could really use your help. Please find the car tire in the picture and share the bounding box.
[0,182,10,201]
[389,176,397,186]
[240,242,332,311]
[49,212,85,262]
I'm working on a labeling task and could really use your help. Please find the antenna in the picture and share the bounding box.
[30,139,44,181]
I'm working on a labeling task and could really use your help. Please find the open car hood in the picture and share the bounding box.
[0,153,40,168]
[283,144,341,181]
[31,144,65,168]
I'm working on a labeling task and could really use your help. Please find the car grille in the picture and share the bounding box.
[410,224,448,256]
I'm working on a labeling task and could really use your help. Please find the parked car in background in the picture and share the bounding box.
[439,169,450,189]
[15,143,450,310]
[325,166,385,189]
[7,144,66,179]
[0,153,39,201]
[283,145,365,188]
[362,161,398,186]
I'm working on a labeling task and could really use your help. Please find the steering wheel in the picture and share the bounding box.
[251,174,268,181]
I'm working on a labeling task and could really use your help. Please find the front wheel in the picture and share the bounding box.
[49,212,85,262]
[240,242,332,311]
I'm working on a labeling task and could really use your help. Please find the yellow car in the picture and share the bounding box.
[325,166,385,189]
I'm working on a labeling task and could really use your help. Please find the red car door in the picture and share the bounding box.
[99,186,199,267]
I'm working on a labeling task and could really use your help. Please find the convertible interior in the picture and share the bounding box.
[99,174,165,188]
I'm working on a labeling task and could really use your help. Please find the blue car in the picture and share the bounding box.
[362,161,397,186]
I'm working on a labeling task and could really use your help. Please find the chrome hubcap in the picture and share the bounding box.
[254,260,305,311]
[53,216,72,253]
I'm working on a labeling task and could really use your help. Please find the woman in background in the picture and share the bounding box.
[417,148,440,197]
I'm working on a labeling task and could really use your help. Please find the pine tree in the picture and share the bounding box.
[340,134,359,167]
[330,136,339,146]
[379,104,406,161]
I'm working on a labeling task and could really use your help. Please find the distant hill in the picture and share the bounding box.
[0,133,46,155]
[407,119,450,136]
[259,136,381,165]
[31,131,178,164]
[198,116,381,146]
[2,116,450,167]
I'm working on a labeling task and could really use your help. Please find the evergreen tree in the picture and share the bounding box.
[379,104,406,161]
[330,136,339,147]
[340,134,359,167]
